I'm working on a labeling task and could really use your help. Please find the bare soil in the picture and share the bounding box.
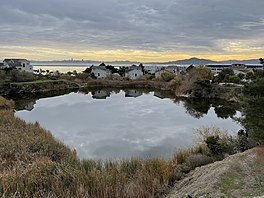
[165,146,264,198]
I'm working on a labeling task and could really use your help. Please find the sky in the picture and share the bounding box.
[0,0,264,62]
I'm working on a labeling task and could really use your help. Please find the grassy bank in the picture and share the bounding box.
[0,96,243,197]
[0,80,79,96]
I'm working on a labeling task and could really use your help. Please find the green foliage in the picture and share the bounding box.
[0,69,36,82]
[224,75,241,84]
[175,66,212,95]
[240,97,264,141]
[191,80,212,98]
[246,69,264,80]
[259,58,264,65]
[160,71,176,82]
[244,78,264,97]
[195,67,212,81]
[237,73,245,80]
[138,73,154,81]
[217,68,234,82]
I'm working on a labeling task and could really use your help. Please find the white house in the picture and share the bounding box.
[143,65,165,74]
[125,66,143,80]
[3,59,33,72]
[91,66,112,79]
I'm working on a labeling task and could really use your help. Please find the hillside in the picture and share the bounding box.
[166,146,264,198]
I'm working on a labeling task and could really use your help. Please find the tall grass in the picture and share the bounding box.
[0,97,236,197]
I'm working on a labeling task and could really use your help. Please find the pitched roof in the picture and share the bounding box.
[92,66,109,71]
[125,66,142,72]
[3,59,29,67]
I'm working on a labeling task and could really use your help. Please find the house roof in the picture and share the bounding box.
[125,66,142,72]
[206,64,232,68]
[245,64,263,68]
[92,66,110,71]
[3,59,29,67]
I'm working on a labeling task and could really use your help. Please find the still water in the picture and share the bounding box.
[15,90,242,160]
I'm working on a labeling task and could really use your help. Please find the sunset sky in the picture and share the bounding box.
[0,0,264,62]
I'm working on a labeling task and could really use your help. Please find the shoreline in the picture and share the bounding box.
[0,79,243,103]
[0,96,253,197]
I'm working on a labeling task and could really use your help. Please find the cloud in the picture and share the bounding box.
[0,0,264,60]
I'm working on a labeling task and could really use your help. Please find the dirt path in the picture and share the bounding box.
[165,146,264,198]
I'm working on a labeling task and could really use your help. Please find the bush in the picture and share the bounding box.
[160,71,176,82]
[224,75,241,84]
[195,127,238,156]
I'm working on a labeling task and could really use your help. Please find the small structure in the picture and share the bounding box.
[206,64,232,75]
[166,65,188,75]
[3,59,33,72]
[206,63,263,75]
[143,65,165,74]
[155,65,189,78]
[125,66,143,80]
[245,64,263,70]
[155,69,166,79]
[125,90,142,98]
[91,66,111,79]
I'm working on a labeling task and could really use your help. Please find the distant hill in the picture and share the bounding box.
[151,57,261,65]
[160,57,217,65]
[219,59,260,64]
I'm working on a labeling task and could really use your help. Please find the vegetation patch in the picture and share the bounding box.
[0,96,243,197]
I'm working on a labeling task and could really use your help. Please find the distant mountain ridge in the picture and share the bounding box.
[160,57,218,65]
[31,57,261,66]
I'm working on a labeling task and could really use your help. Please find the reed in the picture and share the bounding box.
[0,97,234,197]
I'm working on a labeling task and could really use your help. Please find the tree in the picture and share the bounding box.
[259,58,264,65]
[106,65,118,73]
[160,71,175,82]
[99,62,106,67]
[217,68,234,82]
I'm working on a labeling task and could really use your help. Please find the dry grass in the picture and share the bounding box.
[0,97,232,198]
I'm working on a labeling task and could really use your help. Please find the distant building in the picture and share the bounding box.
[143,65,165,74]
[206,63,263,75]
[155,69,166,79]
[125,66,143,80]
[245,64,263,70]
[3,59,33,72]
[91,66,112,79]
[206,64,232,75]
[166,65,189,75]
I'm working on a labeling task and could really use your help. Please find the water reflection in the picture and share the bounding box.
[92,90,111,99]
[125,90,142,98]
[13,89,242,160]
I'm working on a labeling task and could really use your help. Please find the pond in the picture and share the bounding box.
[14,89,242,160]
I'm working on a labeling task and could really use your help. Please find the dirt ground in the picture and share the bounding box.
[165,146,264,198]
